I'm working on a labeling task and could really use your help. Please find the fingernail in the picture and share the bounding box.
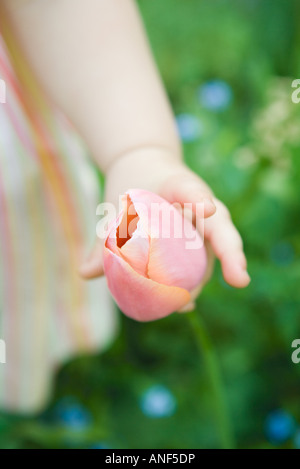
[244,271,251,283]
[197,198,216,217]
[238,254,247,270]
[178,302,195,313]
[238,265,251,283]
[203,198,216,209]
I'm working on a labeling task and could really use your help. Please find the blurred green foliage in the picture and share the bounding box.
[1,0,300,449]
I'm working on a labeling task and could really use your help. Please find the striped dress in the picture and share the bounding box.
[0,27,117,413]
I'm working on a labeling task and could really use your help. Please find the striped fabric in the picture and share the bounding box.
[0,27,117,413]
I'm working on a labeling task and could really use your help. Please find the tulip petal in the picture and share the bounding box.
[147,234,207,291]
[106,199,150,276]
[105,211,124,255]
[127,189,207,291]
[103,244,190,322]
[116,194,139,247]
[126,189,170,238]
[120,220,150,276]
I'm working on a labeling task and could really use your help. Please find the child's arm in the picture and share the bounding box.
[1,0,183,172]
[1,0,250,290]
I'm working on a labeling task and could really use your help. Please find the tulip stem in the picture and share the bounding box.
[187,310,235,449]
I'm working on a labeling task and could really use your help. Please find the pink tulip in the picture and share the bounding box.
[103,189,207,322]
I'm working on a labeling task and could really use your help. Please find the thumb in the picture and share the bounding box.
[79,238,105,279]
[79,202,119,279]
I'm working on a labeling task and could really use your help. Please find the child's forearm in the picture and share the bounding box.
[1,0,182,172]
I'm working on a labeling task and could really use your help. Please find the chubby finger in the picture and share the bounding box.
[160,173,217,219]
[79,239,105,279]
[80,208,118,279]
[205,200,251,288]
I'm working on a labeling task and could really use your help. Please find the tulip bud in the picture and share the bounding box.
[103,189,207,321]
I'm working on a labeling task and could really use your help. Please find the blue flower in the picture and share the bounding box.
[265,410,296,444]
[198,80,233,111]
[270,242,295,266]
[140,385,177,418]
[175,113,203,142]
[90,442,111,449]
[53,398,92,431]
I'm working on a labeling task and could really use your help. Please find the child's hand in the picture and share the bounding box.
[79,151,250,301]
[4,0,250,301]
